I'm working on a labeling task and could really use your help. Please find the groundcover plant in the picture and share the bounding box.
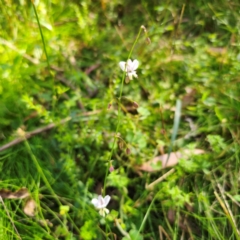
[0,0,240,239]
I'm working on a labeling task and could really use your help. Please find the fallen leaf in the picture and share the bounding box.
[24,198,36,217]
[137,149,205,172]
[0,188,30,199]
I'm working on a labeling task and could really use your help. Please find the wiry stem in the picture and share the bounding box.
[103,26,144,195]
[0,196,22,240]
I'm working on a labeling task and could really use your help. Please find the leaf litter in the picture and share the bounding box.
[136,149,205,173]
[0,188,37,217]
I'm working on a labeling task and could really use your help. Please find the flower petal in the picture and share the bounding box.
[97,195,105,208]
[126,59,133,65]
[103,195,111,207]
[125,59,132,71]
[132,59,139,71]
[133,71,138,78]
[127,72,131,80]
[119,61,126,71]
[91,198,99,208]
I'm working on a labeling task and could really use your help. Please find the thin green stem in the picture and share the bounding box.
[0,196,22,240]
[137,191,159,236]
[24,140,61,206]
[24,139,80,234]
[31,1,56,108]
[23,140,68,231]
[31,2,50,71]
[103,26,144,196]
[127,26,144,66]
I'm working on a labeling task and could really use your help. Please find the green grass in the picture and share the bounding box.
[0,0,240,239]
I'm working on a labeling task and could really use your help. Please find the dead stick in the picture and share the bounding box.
[146,168,175,190]
[0,37,39,65]
[0,117,71,152]
[0,110,103,152]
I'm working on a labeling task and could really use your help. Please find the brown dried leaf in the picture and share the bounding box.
[137,149,205,172]
[24,199,36,217]
[0,188,30,199]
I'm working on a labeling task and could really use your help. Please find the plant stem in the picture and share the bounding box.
[103,26,144,195]
[31,1,56,108]
[137,190,159,236]
[31,2,50,71]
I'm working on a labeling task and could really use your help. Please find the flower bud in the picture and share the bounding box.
[118,141,124,149]
[16,127,26,138]
[141,25,147,32]
[126,148,131,155]
[133,101,139,109]
[160,129,166,135]
[109,165,114,172]
[108,103,112,110]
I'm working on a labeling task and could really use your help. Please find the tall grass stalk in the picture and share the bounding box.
[31,1,56,108]
[31,1,50,70]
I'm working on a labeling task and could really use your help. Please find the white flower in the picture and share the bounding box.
[119,59,139,80]
[91,195,111,217]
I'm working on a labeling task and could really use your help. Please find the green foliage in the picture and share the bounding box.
[80,220,97,240]
[107,168,129,188]
[207,134,227,153]
[122,229,143,240]
[1,0,240,239]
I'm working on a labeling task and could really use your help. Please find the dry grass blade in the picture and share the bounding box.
[216,184,240,236]
[146,169,175,190]
[158,225,171,240]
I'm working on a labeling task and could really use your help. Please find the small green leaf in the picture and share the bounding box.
[207,134,227,153]
[137,106,150,119]
[233,195,240,202]
[129,229,143,240]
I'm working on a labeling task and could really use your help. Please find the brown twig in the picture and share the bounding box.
[0,117,71,152]
[55,75,76,90]
[0,37,39,65]
[158,225,171,240]
[84,63,100,75]
[0,110,103,152]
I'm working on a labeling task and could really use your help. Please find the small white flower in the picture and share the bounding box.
[91,195,111,217]
[119,59,139,80]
